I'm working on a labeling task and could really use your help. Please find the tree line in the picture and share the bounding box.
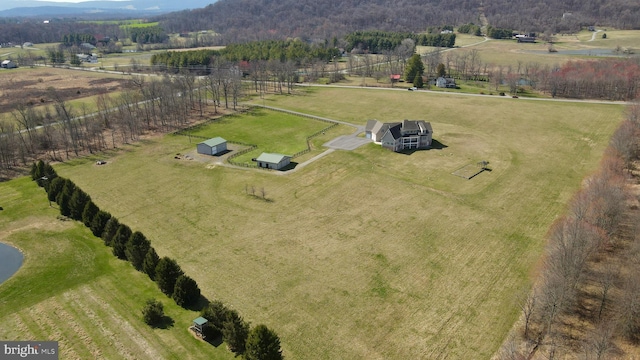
[61,33,97,46]
[151,40,341,68]
[344,31,455,53]
[500,103,640,359]
[0,72,241,179]
[419,49,640,101]
[129,26,168,44]
[30,161,283,359]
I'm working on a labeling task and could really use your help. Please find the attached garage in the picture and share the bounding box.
[255,153,291,170]
[197,137,227,156]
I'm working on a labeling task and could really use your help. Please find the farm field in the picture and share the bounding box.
[0,67,132,116]
[0,177,235,360]
[450,29,640,66]
[49,87,625,359]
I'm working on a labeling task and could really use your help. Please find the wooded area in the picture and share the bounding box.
[501,103,640,359]
[0,71,242,179]
[153,0,640,43]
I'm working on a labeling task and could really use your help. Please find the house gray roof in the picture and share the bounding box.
[365,119,379,132]
[387,124,403,140]
[256,152,290,164]
[199,137,227,147]
[402,119,418,132]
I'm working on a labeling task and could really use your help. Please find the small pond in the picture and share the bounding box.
[0,242,23,285]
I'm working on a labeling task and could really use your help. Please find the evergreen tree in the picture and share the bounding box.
[222,309,250,355]
[142,298,164,327]
[90,210,111,238]
[69,188,91,221]
[436,63,446,78]
[143,247,160,279]
[404,54,424,83]
[172,275,201,308]
[201,300,229,337]
[245,324,283,360]
[101,217,120,246]
[61,179,76,199]
[112,224,132,259]
[57,192,71,217]
[414,73,424,88]
[125,231,151,271]
[47,177,65,204]
[82,201,99,228]
[155,257,183,296]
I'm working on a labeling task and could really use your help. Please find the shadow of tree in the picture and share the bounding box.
[156,315,175,329]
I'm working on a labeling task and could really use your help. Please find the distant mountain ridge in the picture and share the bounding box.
[0,0,215,17]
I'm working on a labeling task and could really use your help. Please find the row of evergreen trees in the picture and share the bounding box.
[344,30,456,53]
[150,39,342,69]
[30,160,283,359]
[30,160,200,307]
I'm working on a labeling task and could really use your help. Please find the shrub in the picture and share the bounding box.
[142,299,164,327]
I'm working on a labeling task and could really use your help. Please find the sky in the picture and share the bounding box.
[0,0,214,11]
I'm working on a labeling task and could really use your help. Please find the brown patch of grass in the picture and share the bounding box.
[0,67,132,113]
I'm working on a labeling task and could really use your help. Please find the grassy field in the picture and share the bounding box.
[48,87,625,359]
[0,177,235,360]
[447,29,640,67]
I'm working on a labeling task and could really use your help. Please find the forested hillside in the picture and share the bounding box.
[155,0,479,43]
[485,0,639,33]
[155,0,640,43]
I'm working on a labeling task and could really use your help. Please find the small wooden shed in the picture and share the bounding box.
[197,137,227,156]
[256,153,291,170]
[192,317,208,338]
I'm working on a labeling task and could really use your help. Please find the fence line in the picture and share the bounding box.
[173,105,340,168]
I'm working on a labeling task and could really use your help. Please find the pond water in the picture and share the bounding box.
[0,242,23,285]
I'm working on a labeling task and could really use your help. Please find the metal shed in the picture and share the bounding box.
[256,153,291,170]
[197,137,227,156]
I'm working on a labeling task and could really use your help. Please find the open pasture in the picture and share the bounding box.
[0,177,234,360]
[449,29,640,67]
[50,87,624,359]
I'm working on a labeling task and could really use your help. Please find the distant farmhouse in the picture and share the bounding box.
[365,119,433,152]
[436,77,456,88]
[197,137,227,156]
[256,153,291,170]
[1,60,17,69]
[515,34,536,43]
[76,54,98,63]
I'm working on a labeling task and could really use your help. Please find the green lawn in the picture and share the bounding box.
[187,108,343,164]
[0,177,235,360]
[49,87,625,359]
